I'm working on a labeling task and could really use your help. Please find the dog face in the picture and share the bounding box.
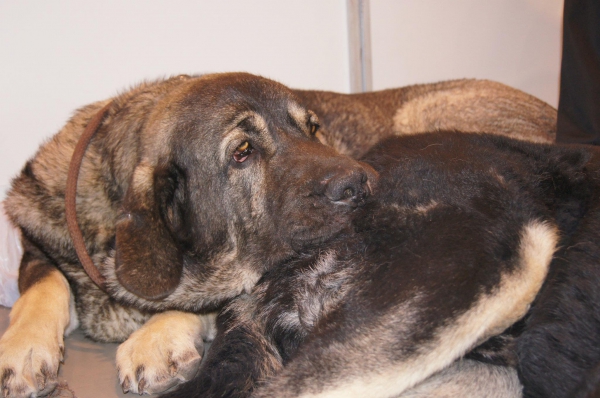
[108,73,376,309]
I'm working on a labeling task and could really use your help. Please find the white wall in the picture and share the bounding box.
[370,0,563,107]
[0,0,350,197]
[0,1,563,199]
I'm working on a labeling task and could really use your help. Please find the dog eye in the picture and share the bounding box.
[307,112,320,136]
[309,122,320,136]
[233,141,254,163]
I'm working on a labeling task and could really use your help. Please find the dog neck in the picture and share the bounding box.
[65,102,113,292]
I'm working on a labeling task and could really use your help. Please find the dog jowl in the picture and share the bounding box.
[0,73,375,397]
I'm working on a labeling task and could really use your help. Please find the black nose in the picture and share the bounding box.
[323,167,370,207]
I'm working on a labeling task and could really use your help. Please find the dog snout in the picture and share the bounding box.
[322,167,371,207]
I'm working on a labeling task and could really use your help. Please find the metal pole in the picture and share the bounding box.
[347,0,373,93]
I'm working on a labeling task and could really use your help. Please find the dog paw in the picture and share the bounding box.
[0,328,63,398]
[116,311,204,395]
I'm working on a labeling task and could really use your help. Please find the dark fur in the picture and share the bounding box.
[162,133,600,398]
[0,73,560,397]
[516,210,600,396]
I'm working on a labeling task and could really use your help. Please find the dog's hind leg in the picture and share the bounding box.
[398,359,522,398]
[0,238,77,398]
[251,220,557,398]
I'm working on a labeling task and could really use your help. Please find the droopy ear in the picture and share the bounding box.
[115,161,187,300]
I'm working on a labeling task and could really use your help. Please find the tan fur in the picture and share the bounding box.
[399,359,522,398]
[414,200,440,215]
[393,81,556,144]
[287,102,311,133]
[482,221,559,338]
[0,269,76,397]
[130,161,156,198]
[294,79,556,158]
[116,311,216,395]
[218,112,270,164]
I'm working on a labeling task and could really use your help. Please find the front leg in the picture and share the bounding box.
[0,267,76,398]
[160,295,284,398]
[117,311,216,395]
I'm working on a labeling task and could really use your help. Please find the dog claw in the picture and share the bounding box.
[168,360,178,377]
[122,376,131,394]
[1,370,12,398]
[138,378,146,395]
[116,312,207,395]
[36,375,45,391]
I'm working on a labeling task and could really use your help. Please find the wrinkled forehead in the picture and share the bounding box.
[171,74,312,134]
[149,74,314,158]
[185,74,300,113]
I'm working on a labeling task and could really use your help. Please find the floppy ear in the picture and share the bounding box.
[115,161,187,300]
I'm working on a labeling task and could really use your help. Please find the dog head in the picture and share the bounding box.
[108,73,376,309]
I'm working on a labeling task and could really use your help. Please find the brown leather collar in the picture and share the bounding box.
[65,102,112,292]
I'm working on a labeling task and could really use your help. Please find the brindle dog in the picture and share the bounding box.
[0,73,556,397]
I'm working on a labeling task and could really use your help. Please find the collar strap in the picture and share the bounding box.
[65,102,112,292]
